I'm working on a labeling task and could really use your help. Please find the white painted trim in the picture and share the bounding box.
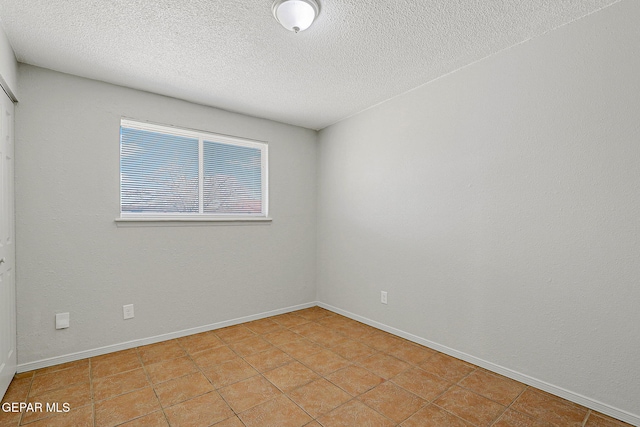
[114,217,273,226]
[120,118,268,147]
[0,74,16,102]
[317,302,640,427]
[119,118,269,220]
[17,300,639,425]
[17,301,315,373]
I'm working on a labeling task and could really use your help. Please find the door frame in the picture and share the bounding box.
[0,89,16,399]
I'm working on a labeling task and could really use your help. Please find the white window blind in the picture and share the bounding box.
[120,119,268,219]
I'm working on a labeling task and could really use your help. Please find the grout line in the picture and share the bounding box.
[453,367,526,415]
[9,306,634,427]
[489,385,532,426]
[17,373,34,427]
[88,358,95,427]
[132,346,159,426]
[430,401,482,427]
[489,405,509,427]
[174,334,241,424]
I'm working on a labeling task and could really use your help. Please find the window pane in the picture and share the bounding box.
[121,127,199,213]
[202,141,262,214]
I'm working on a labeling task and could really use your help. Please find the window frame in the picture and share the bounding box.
[117,119,270,223]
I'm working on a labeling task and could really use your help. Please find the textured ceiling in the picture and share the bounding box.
[0,0,621,130]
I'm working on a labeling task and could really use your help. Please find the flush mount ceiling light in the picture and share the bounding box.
[272,0,319,33]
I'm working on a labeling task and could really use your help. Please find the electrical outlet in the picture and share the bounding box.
[123,304,134,320]
[55,312,70,329]
[381,291,388,304]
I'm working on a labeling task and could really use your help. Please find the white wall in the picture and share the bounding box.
[0,21,17,99]
[15,65,317,365]
[317,0,639,421]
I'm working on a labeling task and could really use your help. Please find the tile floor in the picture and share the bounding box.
[0,306,633,427]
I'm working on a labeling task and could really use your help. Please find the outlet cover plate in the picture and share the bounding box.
[55,312,70,329]
[123,304,134,320]
[381,291,388,304]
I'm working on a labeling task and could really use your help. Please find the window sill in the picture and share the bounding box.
[115,217,272,227]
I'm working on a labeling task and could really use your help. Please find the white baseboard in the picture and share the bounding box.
[17,300,639,426]
[317,302,640,427]
[17,301,316,373]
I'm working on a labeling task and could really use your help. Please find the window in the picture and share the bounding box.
[119,119,268,221]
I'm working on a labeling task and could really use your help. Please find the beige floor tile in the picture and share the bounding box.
[144,356,198,385]
[191,345,237,368]
[239,395,312,427]
[458,369,526,406]
[359,352,410,379]
[418,353,475,382]
[326,365,384,396]
[243,347,293,373]
[307,329,348,348]
[34,359,89,377]
[327,323,354,337]
[317,316,353,329]
[19,405,93,427]
[154,372,214,408]
[4,308,632,427]
[177,331,224,354]
[358,381,425,423]
[263,329,300,346]
[299,349,351,376]
[511,389,589,427]
[22,382,91,424]
[91,348,136,363]
[215,325,257,343]
[244,318,282,335]
[293,307,332,321]
[164,391,233,427]
[213,416,246,426]
[434,385,506,427]
[1,376,32,403]
[361,331,404,352]
[288,322,327,337]
[91,350,142,379]
[202,357,259,389]
[118,411,169,427]
[493,409,554,427]
[318,399,394,427]
[92,368,149,401]
[218,375,282,413]
[331,339,376,362]
[229,336,273,357]
[401,404,473,427]
[263,361,319,392]
[13,371,34,380]
[385,341,435,365]
[392,367,452,401]
[0,410,21,427]
[94,387,160,427]
[29,364,90,397]
[278,339,323,359]
[287,378,351,418]
[271,313,311,328]
[137,340,186,365]
[585,412,636,427]
[336,322,375,340]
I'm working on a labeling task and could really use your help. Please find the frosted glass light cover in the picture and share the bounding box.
[273,0,318,32]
